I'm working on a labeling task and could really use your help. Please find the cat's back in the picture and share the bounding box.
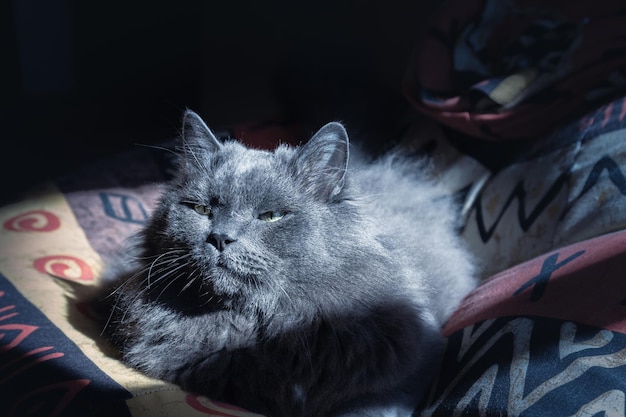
[349,150,477,323]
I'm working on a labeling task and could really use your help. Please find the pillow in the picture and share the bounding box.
[420,229,626,416]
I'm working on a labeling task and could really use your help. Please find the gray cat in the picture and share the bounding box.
[96,110,476,417]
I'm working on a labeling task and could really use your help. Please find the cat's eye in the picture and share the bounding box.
[258,211,285,223]
[193,204,212,216]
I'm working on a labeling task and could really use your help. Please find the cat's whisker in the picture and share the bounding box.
[108,263,177,301]
[154,271,188,302]
[127,247,186,261]
[150,259,191,284]
[198,289,220,308]
[133,260,181,286]
[108,250,189,298]
[147,251,184,289]
[141,256,191,291]
[135,272,171,296]
[101,314,116,337]
[136,143,179,156]
[178,271,199,295]
[119,271,178,322]
[184,143,204,169]
[110,253,193,326]
[131,265,188,301]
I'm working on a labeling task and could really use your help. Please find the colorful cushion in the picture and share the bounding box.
[421,229,626,416]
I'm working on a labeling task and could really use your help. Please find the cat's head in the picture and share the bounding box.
[138,110,366,318]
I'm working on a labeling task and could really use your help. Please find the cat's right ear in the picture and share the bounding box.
[181,110,222,157]
[295,122,349,201]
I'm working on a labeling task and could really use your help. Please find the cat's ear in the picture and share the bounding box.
[181,109,222,156]
[295,122,349,201]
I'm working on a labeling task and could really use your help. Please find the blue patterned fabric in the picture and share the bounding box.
[0,274,132,417]
[421,317,626,416]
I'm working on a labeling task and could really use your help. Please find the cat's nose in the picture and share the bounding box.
[207,233,236,252]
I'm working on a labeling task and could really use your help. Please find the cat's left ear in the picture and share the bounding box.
[181,110,222,156]
[295,122,349,201]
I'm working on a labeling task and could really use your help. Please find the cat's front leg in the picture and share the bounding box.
[121,305,258,384]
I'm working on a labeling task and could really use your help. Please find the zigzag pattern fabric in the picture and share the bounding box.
[463,96,626,276]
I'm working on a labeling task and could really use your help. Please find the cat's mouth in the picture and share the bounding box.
[214,253,244,273]
[209,268,245,296]
[215,256,228,268]
[209,255,262,295]
[215,256,237,275]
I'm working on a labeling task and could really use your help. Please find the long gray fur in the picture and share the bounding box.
[97,110,477,417]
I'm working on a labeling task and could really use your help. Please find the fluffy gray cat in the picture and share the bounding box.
[96,110,476,417]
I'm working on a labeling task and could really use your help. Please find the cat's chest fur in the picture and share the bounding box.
[98,110,477,417]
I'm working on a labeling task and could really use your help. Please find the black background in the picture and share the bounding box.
[3,1,443,201]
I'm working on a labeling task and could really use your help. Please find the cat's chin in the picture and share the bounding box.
[208,265,252,297]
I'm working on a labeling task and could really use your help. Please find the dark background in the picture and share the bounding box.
[3,1,443,201]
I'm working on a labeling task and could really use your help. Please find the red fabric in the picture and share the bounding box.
[445,230,626,335]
